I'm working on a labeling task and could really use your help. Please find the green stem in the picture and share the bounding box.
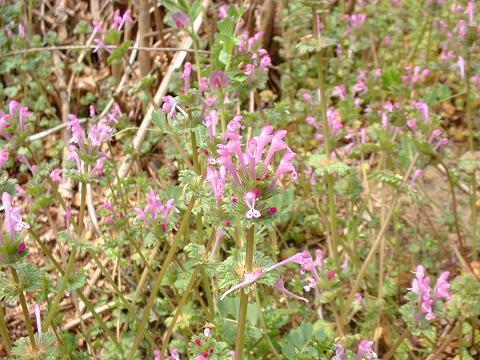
[235,226,255,360]
[315,23,340,269]
[160,267,202,359]
[126,196,197,360]
[45,179,87,329]
[0,305,11,352]
[465,50,477,260]
[11,267,36,350]
[340,153,419,326]
[29,229,124,353]
[383,328,409,360]
[255,291,281,359]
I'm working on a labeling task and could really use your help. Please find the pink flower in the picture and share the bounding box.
[274,277,308,302]
[332,85,346,99]
[166,348,180,360]
[92,20,104,35]
[34,304,42,335]
[17,155,36,175]
[355,340,375,360]
[434,137,449,150]
[465,0,475,25]
[407,119,417,133]
[264,251,312,273]
[428,129,442,143]
[93,38,112,53]
[18,23,25,38]
[434,272,451,301]
[92,155,108,177]
[2,192,29,240]
[220,269,265,300]
[244,191,261,219]
[135,189,177,228]
[181,62,192,91]
[410,169,424,186]
[209,70,229,88]
[0,151,9,170]
[218,4,229,19]
[112,9,133,31]
[206,166,226,207]
[210,229,227,255]
[457,56,465,79]
[172,12,189,29]
[413,101,429,123]
[162,96,177,119]
[333,344,346,360]
[204,110,218,142]
[67,114,86,147]
[50,168,63,184]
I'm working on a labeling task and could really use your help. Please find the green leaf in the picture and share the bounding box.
[107,40,132,65]
[296,35,337,55]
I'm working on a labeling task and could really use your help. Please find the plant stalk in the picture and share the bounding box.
[11,267,36,350]
[126,196,197,360]
[235,226,255,360]
[0,305,11,352]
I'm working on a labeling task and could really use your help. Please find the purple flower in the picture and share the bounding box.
[166,348,180,360]
[2,192,29,240]
[410,169,424,186]
[135,189,177,229]
[34,304,42,335]
[355,340,375,360]
[18,22,25,38]
[457,56,465,79]
[112,9,133,31]
[204,110,218,142]
[209,70,229,88]
[181,62,192,91]
[333,344,346,360]
[274,277,308,302]
[162,96,177,119]
[220,269,265,300]
[433,272,451,301]
[0,151,9,170]
[218,4,229,19]
[244,191,261,219]
[413,101,429,123]
[410,265,436,320]
[93,38,112,53]
[206,166,226,207]
[50,168,63,184]
[466,0,475,25]
[92,154,108,177]
[172,12,189,29]
[67,114,86,147]
[17,155,36,175]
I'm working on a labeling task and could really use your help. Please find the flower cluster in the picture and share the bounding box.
[0,100,33,141]
[67,105,120,176]
[408,265,451,321]
[206,124,297,222]
[92,9,132,53]
[0,192,29,261]
[237,32,271,81]
[135,189,177,231]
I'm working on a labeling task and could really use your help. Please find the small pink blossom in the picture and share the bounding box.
[172,12,189,29]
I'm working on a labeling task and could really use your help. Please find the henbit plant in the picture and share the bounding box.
[1,0,480,359]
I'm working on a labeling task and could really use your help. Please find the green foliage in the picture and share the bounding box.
[296,35,337,55]
[11,333,59,360]
[448,274,480,319]
[0,262,42,303]
[308,154,352,177]
[216,251,279,295]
